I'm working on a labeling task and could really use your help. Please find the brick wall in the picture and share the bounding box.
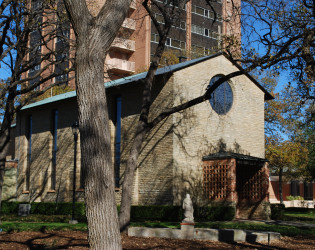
[16,99,79,202]
[15,55,268,206]
[2,160,18,201]
[172,55,265,204]
[113,75,175,205]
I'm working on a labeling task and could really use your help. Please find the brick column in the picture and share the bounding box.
[229,159,237,202]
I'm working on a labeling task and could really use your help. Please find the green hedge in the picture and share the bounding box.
[1,201,86,221]
[270,204,285,220]
[129,206,235,222]
[194,206,235,221]
[0,201,20,215]
[130,206,182,221]
[1,202,235,222]
[285,207,314,213]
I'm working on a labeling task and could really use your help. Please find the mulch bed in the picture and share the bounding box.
[0,231,315,249]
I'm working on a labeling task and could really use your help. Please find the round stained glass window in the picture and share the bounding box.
[209,75,233,115]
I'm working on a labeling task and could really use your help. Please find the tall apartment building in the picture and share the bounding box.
[28,0,240,89]
[109,0,240,80]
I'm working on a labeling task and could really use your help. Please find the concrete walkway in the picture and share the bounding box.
[235,219,315,228]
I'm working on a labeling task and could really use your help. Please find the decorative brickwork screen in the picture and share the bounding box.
[237,163,266,201]
[203,162,230,200]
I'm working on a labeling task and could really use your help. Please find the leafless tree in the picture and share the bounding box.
[60,0,313,247]
[0,0,73,222]
[119,0,314,231]
[62,0,132,249]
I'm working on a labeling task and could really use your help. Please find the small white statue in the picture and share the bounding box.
[182,194,194,223]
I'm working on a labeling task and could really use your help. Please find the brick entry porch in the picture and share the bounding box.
[202,152,270,219]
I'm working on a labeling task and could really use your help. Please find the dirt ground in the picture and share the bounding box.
[0,231,315,249]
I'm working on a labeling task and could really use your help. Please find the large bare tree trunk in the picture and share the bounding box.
[119,123,148,231]
[0,128,10,224]
[76,45,121,249]
[63,0,132,248]
[118,0,171,228]
[0,92,15,224]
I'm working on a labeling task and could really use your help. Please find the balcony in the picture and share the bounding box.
[111,38,135,53]
[107,58,135,74]
[122,18,136,30]
[130,0,137,11]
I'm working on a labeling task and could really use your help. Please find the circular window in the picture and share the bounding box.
[208,75,233,115]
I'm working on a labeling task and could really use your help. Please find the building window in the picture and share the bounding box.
[304,182,313,200]
[192,24,221,40]
[151,33,160,43]
[26,115,33,191]
[55,73,68,84]
[290,181,300,197]
[114,97,122,188]
[191,24,203,36]
[166,37,185,49]
[209,75,233,115]
[51,110,58,190]
[192,4,222,21]
[151,34,185,50]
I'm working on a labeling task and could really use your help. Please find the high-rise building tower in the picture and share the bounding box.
[28,0,241,89]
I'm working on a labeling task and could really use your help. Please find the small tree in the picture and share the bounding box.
[266,138,308,203]
[0,0,73,221]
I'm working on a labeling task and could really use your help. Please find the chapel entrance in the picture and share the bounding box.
[202,152,270,219]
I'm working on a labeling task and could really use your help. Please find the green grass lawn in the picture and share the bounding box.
[283,210,315,222]
[1,209,315,237]
[1,219,315,237]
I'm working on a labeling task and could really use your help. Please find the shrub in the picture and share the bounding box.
[270,204,285,220]
[2,202,235,222]
[31,202,86,221]
[1,201,86,221]
[287,195,304,201]
[130,205,235,222]
[194,206,235,222]
[130,206,182,222]
[285,207,314,213]
[0,201,20,214]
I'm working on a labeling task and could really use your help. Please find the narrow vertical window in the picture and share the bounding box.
[114,97,122,188]
[51,110,58,190]
[26,115,32,191]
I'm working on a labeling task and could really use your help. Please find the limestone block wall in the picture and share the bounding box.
[15,98,79,203]
[172,55,266,204]
[2,160,18,201]
[114,75,174,205]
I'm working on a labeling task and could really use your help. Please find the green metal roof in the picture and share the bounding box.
[21,91,76,110]
[21,52,273,111]
[202,152,268,162]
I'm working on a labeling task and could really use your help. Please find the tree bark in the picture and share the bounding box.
[0,128,10,224]
[75,44,121,249]
[63,0,132,248]
[119,122,148,231]
[0,90,15,224]
[118,0,171,228]
[279,166,283,204]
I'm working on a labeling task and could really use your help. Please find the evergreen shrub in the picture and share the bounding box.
[1,202,235,222]
[130,206,182,221]
[130,205,235,222]
[0,201,20,214]
[194,206,235,221]
[270,204,285,220]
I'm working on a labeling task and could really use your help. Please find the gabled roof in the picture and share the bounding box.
[21,52,273,111]
[202,152,268,162]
